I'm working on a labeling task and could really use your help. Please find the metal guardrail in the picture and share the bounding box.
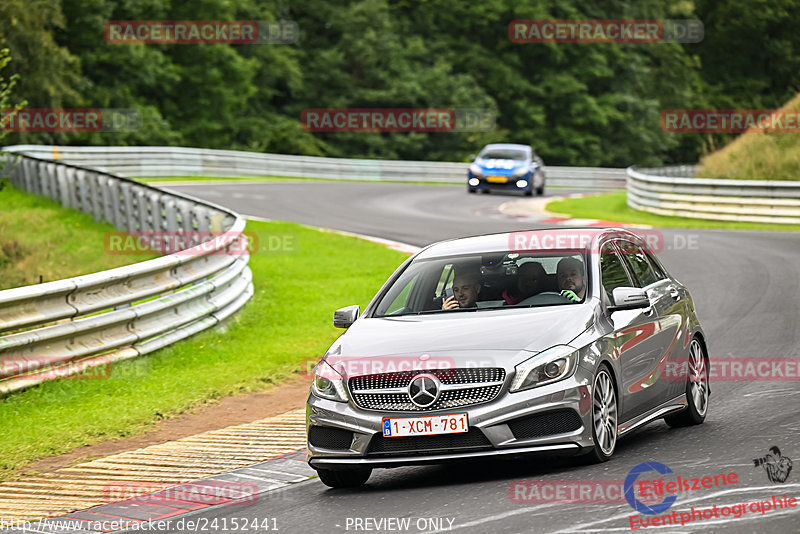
[0,151,254,395]
[4,145,628,190]
[627,166,800,224]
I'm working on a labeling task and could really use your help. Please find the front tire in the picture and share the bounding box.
[665,339,709,427]
[584,364,618,463]
[316,468,372,488]
[535,174,545,195]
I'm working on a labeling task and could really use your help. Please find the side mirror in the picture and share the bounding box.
[469,154,477,162]
[334,305,360,328]
[608,287,649,312]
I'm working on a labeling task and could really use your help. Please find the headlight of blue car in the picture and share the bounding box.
[469,164,483,177]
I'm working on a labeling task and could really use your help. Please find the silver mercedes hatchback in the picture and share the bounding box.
[306,228,710,488]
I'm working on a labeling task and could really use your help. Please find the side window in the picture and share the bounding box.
[646,253,668,281]
[600,242,633,304]
[618,241,658,288]
[383,273,420,314]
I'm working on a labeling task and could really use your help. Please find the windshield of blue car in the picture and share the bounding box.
[478,149,527,161]
[373,252,589,317]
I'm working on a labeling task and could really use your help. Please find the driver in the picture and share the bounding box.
[503,261,546,305]
[442,270,481,310]
[557,257,586,302]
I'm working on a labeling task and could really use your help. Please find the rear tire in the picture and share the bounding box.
[316,468,372,488]
[583,364,618,463]
[665,339,709,428]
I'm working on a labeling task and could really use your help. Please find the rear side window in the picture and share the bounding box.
[600,242,632,304]
[618,240,658,287]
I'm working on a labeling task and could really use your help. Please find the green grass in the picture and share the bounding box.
[546,191,800,231]
[0,184,158,290]
[698,93,800,180]
[0,218,408,480]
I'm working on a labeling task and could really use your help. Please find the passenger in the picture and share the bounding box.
[557,257,586,302]
[442,270,481,310]
[503,261,546,305]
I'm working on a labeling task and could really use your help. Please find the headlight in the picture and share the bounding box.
[512,167,530,178]
[311,360,348,402]
[468,177,480,186]
[510,345,579,392]
[516,180,528,188]
[469,164,483,177]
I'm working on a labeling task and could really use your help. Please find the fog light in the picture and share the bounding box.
[516,180,528,188]
[468,178,480,186]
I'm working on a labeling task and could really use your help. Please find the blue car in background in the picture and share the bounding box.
[467,143,546,196]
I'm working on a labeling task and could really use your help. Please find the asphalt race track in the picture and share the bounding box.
[142,181,800,533]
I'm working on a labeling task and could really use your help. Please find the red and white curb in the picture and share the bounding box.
[498,193,652,229]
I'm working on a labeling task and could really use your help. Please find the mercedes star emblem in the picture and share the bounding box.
[407,373,440,408]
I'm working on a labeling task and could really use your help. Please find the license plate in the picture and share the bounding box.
[382,413,468,437]
[487,175,507,183]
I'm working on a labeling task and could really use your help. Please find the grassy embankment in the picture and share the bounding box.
[0,185,408,481]
[698,93,800,180]
[549,93,800,230]
[0,185,157,289]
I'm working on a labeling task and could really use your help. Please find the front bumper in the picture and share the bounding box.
[468,173,531,192]
[306,375,594,470]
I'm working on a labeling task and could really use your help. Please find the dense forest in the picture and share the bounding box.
[1,0,799,167]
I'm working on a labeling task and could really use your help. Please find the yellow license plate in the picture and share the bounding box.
[487,176,507,183]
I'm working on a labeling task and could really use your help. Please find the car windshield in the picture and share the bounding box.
[478,149,527,161]
[373,251,588,317]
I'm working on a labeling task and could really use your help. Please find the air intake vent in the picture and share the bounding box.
[308,426,354,450]
[507,409,583,440]
[367,429,492,456]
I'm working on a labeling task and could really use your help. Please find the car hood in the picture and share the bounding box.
[326,305,596,374]
[476,158,527,174]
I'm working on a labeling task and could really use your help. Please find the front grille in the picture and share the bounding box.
[308,426,354,450]
[507,409,583,440]
[367,429,492,456]
[349,368,506,412]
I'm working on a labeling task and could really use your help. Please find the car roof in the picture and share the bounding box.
[415,227,643,260]
[480,143,531,151]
